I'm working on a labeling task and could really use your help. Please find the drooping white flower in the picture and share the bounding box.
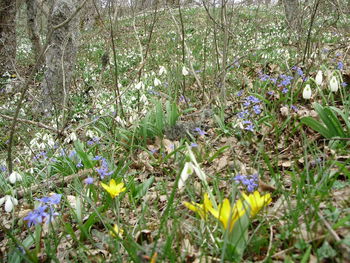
[8,171,23,184]
[0,195,18,212]
[315,70,323,85]
[135,81,144,90]
[182,66,189,76]
[329,76,339,92]
[302,84,312,99]
[178,162,194,189]
[154,78,161,87]
[159,66,167,76]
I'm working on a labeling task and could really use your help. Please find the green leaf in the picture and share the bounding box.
[300,245,312,263]
[74,140,94,169]
[300,117,332,138]
[323,107,346,137]
[208,145,230,162]
[135,176,155,199]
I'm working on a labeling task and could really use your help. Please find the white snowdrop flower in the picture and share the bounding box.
[135,81,144,90]
[315,70,323,85]
[182,66,189,76]
[65,132,77,143]
[159,66,167,76]
[115,116,126,126]
[0,195,18,212]
[140,94,149,105]
[8,171,22,184]
[86,130,95,138]
[302,84,312,99]
[154,77,161,87]
[178,162,194,189]
[329,76,339,92]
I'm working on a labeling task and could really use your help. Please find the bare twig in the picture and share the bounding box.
[0,113,64,135]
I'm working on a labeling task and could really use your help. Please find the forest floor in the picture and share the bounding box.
[1,4,350,263]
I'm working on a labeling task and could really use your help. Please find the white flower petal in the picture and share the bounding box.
[5,198,14,212]
[0,197,5,206]
[178,162,194,189]
[302,84,312,99]
[8,172,17,184]
[315,70,323,85]
[329,76,339,92]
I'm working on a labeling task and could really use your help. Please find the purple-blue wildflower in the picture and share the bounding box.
[96,159,112,179]
[234,174,259,192]
[341,82,347,87]
[84,177,94,185]
[253,105,262,115]
[246,96,260,104]
[190,142,198,148]
[338,61,344,70]
[36,194,62,205]
[24,205,49,227]
[92,155,103,161]
[69,150,77,159]
[237,110,249,119]
[76,161,83,168]
[291,105,298,112]
[1,165,7,172]
[282,87,289,94]
[194,127,207,136]
[279,74,293,86]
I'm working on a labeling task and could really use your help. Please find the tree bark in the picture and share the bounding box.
[40,0,78,114]
[26,0,43,63]
[283,0,300,31]
[0,0,17,74]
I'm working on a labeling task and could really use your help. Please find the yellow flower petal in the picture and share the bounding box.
[183,201,206,219]
[242,191,271,217]
[101,179,126,198]
[110,224,123,238]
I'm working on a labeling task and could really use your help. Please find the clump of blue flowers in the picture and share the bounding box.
[237,95,263,132]
[24,193,62,227]
[93,156,113,179]
[234,173,259,192]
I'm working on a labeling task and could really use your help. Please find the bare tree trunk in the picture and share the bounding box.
[26,0,43,63]
[283,0,300,31]
[0,0,17,74]
[40,0,78,114]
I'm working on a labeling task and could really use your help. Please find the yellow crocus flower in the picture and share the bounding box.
[110,224,124,238]
[183,193,211,219]
[206,197,246,232]
[101,179,126,198]
[241,191,272,217]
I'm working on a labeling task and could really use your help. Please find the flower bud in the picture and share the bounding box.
[315,70,323,85]
[302,84,312,99]
[329,76,339,92]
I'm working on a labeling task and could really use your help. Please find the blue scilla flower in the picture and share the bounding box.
[36,193,62,205]
[194,127,207,136]
[96,159,112,179]
[24,205,49,227]
[253,105,262,115]
[234,173,259,192]
[338,61,344,70]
